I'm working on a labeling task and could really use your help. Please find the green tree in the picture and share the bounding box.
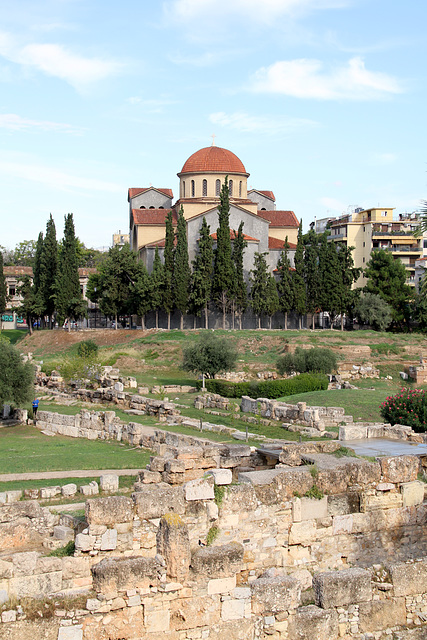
[173,206,191,330]
[39,215,58,328]
[15,275,42,335]
[130,262,152,330]
[231,222,247,330]
[335,244,361,330]
[33,232,43,293]
[293,221,306,329]
[0,340,34,407]
[76,240,107,268]
[150,246,164,329]
[276,237,294,330]
[189,217,214,329]
[304,229,321,330]
[55,214,86,330]
[354,292,393,331]
[250,252,270,329]
[182,332,237,387]
[364,249,412,328]
[265,275,280,329]
[212,177,234,329]
[163,210,175,330]
[0,252,7,330]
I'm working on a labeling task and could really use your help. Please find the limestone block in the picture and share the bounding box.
[206,468,233,485]
[86,496,134,525]
[61,556,90,580]
[289,520,317,546]
[287,605,338,640]
[208,575,236,594]
[360,492,403,512]
[339,425,367,440]
[10,571,62,598]
[388,559,427,596]
[191,542,244,578]
[91,556,164,592]
[359,598,406,632]
[169,595,221,631]
[57,626,83,640]
[150,457,166,472]
[144,609,170,632]
[380,455,419,483]
[100,528,118,551]
[61,483,77,497]
[75,533,96,552]
[100,474,119,492]
[132,483,185,519]
[156,513,190,582]
[184,476,215,501]
[207,501,219,520]
[5,490,23,503]
[0,559,13,579]
[313,568,372,608]
[221,599,246,621]
[80,482,99,496]
[86,598,102,611]
[2,610,17,623]
[0,590,8,605]
[251,575,300,614]
[54,525,74,542]
[12,551,38,576]
[300,496,328,521]
[401,481,425,507]
[114,382,124,392]
[332,514,353,535]
[165,459,186,473]
[0,493,6,504]
[136,470,162,484]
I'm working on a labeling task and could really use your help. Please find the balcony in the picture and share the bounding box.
[379,245,421,254]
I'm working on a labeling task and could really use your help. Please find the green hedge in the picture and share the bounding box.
[199,373,328,399]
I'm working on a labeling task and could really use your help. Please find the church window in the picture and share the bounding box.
[159,206,164,209]
[191,180,195,197]
[203,179,207,196]
[239,181,242,197]
[261,207,266,210]
[183,181,185,197]
[149,206,155,209]
[229,180,233,196]
[140,206,145,209]
[215,179,221,196]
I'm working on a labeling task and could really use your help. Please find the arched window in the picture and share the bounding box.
[159,206,164,209]
[215,179,221,196]
[140,205,145,209]
[229,180,233,196]
[202,179,207,196]
[183,181,185,197]
[261,207,266,210]
[239,181,242,197]
[149,206,155,209]
[191,180,195,197]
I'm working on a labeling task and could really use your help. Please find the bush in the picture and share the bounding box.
[182,333,237,379]
[202,373,328,399]
[0,340,34,407]
[277,347,337,376]
[77,339,98,359]
[380,388,427,433]
[370,343,401,355]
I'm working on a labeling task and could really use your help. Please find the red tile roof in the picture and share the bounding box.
[4,266,33,276]
[268,237,297,250]
[248,189,275,201]
[132,209,177,225]
[180,146,247,175]
[145,236,178,249]
[257,210,299,227]
[128,187,173,200]
[210,231,259,242]
[78,268,97,276]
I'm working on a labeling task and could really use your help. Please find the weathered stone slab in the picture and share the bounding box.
[251,575,300,614]
[169,595,220,631]
[156,513,190,582]
[99,474,119,492]
[327,492,360,516]
[380,455,419,483]
[287,605,338,640]
[401,481,425,507]
[206,468,233,485]
[86,496,134,525]
[75,532,96,552]
[359,598,406,632]
[61,483,77,497]
[313,568,372,608]
[388,559,427,596]
[91,556,164,592]
[132,483,185,518]
[299,496,328,521]
[100,528,117,550]
[339,425,367,440]
[360,492,403,512]
[289,520,317,546]
[10,571,62,597]
[208,575,236,594]
[191,542,244,578]
[184,475,214,501]
[54,525,74,541]
[57,626,83,640]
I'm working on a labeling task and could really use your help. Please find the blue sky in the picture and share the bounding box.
[1,0,426,249]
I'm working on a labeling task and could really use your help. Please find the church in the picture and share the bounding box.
[128,144,299,280]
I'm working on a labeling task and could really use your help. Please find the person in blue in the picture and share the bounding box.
[32,398,39,419]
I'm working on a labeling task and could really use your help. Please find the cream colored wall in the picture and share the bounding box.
[181,199,258,221]
[269,228,298,245]
[352,208,394,223]
[135,226,166,249]
[180,172,248,200]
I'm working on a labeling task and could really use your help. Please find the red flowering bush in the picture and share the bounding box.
[380,388,427,433]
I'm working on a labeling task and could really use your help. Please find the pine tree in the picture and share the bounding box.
[131,262,151,330]
[0,252,7,330]
[265,275,280,329]
[150,247,164,329]
[55,214,86,330]
[173,206,191,330]
[364,249,410,328]
[33,232,43,292]
[276,237,294,330]
[189,217,214,329]
[212,176,234,329]
[231,222,247,330]
[304,228,321,330]
[319,240,341,328]
[163,210,175,330]
[39,215,58,328]
[336,244,361,330]
[293,221,306,329]
[15,275,41,335]
[250,252,270,329]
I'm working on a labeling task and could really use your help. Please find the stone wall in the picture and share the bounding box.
[340,423,427,444]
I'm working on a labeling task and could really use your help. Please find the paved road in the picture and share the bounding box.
[0,469,141,482]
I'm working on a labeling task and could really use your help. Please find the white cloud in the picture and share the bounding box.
[0,113,84,134]
[250,56,403,100]
[0,159,122,193]
[209,111,317,135]
[0,31,123,90]
[166,0,348,23]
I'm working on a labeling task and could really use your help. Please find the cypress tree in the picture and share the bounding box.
[293,221,306,329]
[150,246,164,329]
[250,252,270,329]
[319,240,341,328]
[173,206,191,330]
[0,252,7,330]
[39,214,58,328]
[276,237,294,330]
[265,274,280,329]
[131,262,151,330]
[232,222,247,330]
[212,176,234,329]
[55,213,86,330]
[189,217,214,329]
[304,228,321,330]
[163,210,175,330]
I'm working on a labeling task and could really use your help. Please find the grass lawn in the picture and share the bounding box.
[0,329,27,344]
[0,475,137,492]
[0,424,151,474]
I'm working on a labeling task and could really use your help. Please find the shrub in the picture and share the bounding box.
[276,347,337,376]
[77,339,98,359]
[380,388,427,433]
[202,373,328,399]
[0,340,34,407]
[370,343,401,355]
[182,333,237,380]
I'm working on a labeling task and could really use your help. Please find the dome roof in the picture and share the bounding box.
[180,146,247,175]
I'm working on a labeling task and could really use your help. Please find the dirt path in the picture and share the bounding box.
[0,469,141,482]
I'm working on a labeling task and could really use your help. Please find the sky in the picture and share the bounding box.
[1,0,426,250]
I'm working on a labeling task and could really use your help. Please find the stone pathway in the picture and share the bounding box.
[0,469,140,482]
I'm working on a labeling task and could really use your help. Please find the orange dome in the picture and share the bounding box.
[180,146,247,175]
